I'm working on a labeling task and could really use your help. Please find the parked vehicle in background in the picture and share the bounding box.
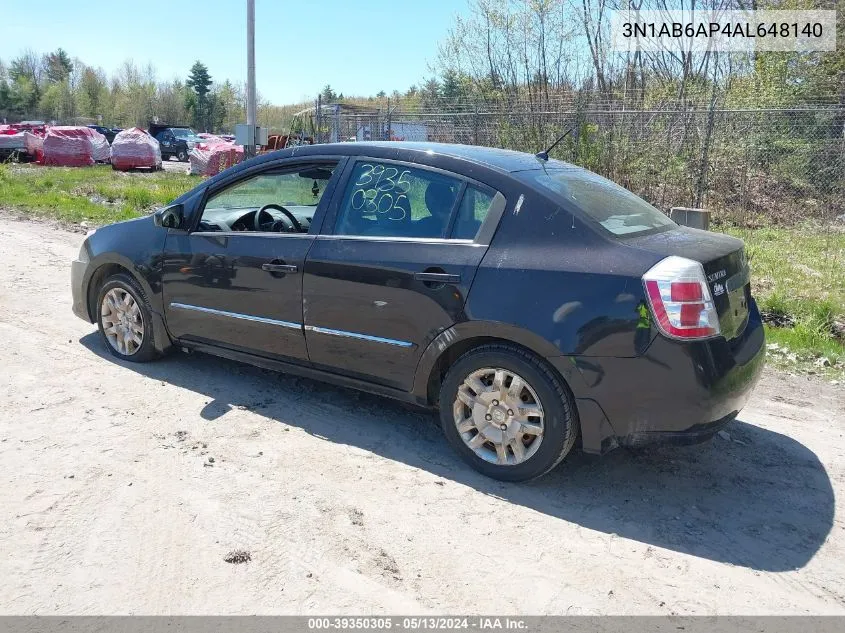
[11,121,48,135]
[148,124,202,162]
[87,125,122,144]
[70,142,765,481]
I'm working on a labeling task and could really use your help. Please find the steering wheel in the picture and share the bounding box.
[253,204,303,233]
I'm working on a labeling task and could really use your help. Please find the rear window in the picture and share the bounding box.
[519,168,675,236]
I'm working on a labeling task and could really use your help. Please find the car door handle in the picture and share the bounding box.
[262,262,298,273]
[414,272,461,284]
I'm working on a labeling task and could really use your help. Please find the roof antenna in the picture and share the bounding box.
[536,128,573,162]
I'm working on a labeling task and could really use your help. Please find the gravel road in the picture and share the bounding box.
[161,159,191,174]
[1,215,843,615]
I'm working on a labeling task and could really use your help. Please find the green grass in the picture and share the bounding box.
[725,224,845,317]
[722,224,844,379]
[764,326,844,378]
[0,163,199,225]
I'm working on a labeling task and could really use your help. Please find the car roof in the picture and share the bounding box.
[350,142,572,172]
[271,141,573,173]
[187,141,576,202]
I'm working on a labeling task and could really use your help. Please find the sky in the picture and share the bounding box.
[0,0,468,104]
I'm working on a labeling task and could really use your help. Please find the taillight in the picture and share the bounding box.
[643,256,720,340]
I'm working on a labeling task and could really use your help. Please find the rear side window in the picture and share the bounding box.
[519,168,675,236]
[452,186,494,240]
[334,161,461,238]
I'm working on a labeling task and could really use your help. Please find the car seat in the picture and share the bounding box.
[414,181,456,238]
[373,191,411,236]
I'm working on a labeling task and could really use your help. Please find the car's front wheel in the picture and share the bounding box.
[96,274,158,363]
[439,344,578,481]
[177,149,188,162]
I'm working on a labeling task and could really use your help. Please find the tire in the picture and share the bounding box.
[439,344,578,481]
[96,273,158,363]
[176,149,188,162]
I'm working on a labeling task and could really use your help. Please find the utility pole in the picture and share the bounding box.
[245,0,257,158]
[317,94,322,144]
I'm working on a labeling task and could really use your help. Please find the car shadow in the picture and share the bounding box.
[79,333,835,573]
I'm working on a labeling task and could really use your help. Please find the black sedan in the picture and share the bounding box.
[71,142,765,481]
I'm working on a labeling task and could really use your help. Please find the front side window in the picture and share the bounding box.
[198,164,336,233]
[519,168,675,236]
[334,161,461,238]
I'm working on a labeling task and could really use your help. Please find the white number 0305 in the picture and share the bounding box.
[350,164,412,220]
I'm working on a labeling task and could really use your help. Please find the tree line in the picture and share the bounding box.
[0,49,248,132]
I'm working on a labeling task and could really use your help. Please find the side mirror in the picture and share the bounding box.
[154,204,184,229]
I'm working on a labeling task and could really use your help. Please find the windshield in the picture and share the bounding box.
[520,168,675,236]
[171,128,196,138]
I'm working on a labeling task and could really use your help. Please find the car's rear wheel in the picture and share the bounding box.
[439,344,578,481]
[96,274,158,363]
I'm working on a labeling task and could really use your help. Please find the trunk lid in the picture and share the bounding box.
[624,226,751,340]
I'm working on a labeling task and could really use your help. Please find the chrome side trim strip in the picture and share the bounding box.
[169,302,301,330]
[190,232,314,239]
[169,303,413,347]
[304,325,414,348]
[316,235,475,245]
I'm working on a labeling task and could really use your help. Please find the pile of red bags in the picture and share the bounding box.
[42,126,110,167]
[0,126,45,161]
[0,131,27,150]
[24,131,44,160]
[110,127,162,171]
[189,139,244,176]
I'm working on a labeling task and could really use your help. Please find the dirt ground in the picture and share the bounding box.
[0,215,843,615]
[161,159,191,174]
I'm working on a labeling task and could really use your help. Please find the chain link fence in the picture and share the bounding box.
[304,94,844,228]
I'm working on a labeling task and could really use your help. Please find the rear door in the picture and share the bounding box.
[302,158,506,390]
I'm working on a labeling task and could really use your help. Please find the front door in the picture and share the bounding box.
[161,161,341,361]
[303,158,502,390]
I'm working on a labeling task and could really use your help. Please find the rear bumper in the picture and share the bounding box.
[71,258,92,322]
[621,412,737,447]
[551,300,766,453]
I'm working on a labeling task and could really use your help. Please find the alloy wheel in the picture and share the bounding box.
[452,367,544,466]
[100,287,144,356]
